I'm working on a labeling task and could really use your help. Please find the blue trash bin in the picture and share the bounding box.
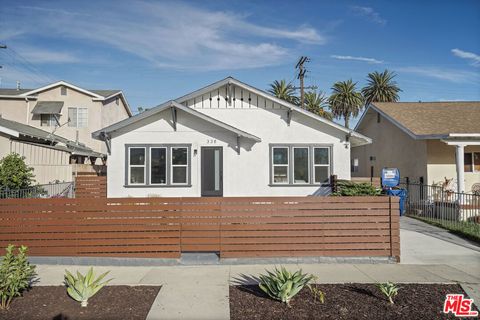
[387,188,407,216]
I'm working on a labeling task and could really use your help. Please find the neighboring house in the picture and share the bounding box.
[351,101,480,194]
[0,117,103,184]
[93,77,371,197]
[0,81,132,160]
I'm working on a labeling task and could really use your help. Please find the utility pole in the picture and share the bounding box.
[294,56,317,109]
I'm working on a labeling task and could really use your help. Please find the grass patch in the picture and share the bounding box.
[408,215,480,243]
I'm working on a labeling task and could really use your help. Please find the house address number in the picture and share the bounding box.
[206,139,217,144]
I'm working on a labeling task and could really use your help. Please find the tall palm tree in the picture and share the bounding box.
[361,70,401,106]
[304,91,333,120]
[328,80,364,129]
[268,80,298,105]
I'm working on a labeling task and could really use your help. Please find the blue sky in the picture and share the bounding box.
[0,0,479,124]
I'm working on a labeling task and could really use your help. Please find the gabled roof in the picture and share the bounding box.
[0,117,104,158]
[357,101,480,139]
[92,100,262,142]
[93,77,371,146]
[0,81,132,116]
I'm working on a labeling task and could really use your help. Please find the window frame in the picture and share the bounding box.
[293,146,310,184]
[313,147,331,184]
[125,144,191,187]
[271,146,290,185]
[40,114,58,127]
[68,107,88,128]
[464,152,480,173]
[149,147,167,185]
[128,147,146,186]
[269,144,333,186]
[170,147,189,185]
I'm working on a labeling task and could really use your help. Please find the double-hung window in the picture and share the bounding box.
[314,147,330,183]
[68,107,88,128]
[150,147,167,184]
[270,145,331,185]
[272,147,289,184]
[171,147,188,184]
[128,148,146,184]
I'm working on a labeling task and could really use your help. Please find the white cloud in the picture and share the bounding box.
[331,55,383,64]
[14,45,80,64]
[351,6,386,25]
[6,2,326,71]
[396,66,479,83]
[451,48,480,67]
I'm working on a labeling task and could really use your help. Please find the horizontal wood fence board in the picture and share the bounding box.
[0,196,400,260]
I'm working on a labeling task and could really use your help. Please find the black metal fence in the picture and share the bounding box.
[401,181,479,238]
[0,182,75,199]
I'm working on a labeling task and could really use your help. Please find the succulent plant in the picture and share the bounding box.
[64,267,112,307]
[376,281,400,304]
[258,266,316,307]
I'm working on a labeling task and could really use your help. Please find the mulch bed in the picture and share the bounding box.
[230,283,478,320]
[0,285,160,320]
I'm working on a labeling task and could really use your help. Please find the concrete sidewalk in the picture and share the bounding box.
[34,261,480,320]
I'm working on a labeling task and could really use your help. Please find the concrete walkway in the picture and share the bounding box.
[31,217,480,320]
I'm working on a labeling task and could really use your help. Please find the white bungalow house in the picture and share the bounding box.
[93,77,371,197]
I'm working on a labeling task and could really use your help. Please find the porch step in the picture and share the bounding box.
[180,252,220,265]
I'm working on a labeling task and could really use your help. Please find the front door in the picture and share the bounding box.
[201,147,223,196]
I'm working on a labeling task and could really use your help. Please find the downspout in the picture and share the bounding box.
[25,97,30,125]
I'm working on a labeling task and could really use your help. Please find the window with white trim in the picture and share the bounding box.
[171,147,188,184]
[270,145,331,185]
[128,147,146,184]
[314,147,330,183]
[68,107,88,128]
[272,147,289,184]
[150,147,167,184]
[293,147,309,184]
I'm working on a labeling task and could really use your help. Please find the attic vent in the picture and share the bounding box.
[61,86,67,96]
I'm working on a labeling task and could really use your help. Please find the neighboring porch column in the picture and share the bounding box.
[455,144,465,194]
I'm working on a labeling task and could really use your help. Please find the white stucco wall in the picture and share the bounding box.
[107,93,351,197]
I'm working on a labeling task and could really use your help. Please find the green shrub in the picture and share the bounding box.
[332,180,381,196]
[0,153,35,192]
[0,245,37,310]
[64,267,112,307]
[258,266,319,307]
[376,282,400,304]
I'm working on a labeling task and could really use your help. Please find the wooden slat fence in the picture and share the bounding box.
[0,196,400,261]
[75,176,107,198]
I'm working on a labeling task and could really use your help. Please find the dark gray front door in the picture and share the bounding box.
[201,147,223,197]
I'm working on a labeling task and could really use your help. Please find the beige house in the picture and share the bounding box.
[0,81,132,185]
[352,101,480,194]
[0,81,132,157]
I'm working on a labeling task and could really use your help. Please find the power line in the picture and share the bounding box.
[293,56,317,108]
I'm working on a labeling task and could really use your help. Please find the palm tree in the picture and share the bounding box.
[268,80,298,105]
[304,91,333,120]
[361,70,401,106]
[328,80,364,129]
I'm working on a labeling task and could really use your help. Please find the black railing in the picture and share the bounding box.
[0,182,75,199]
[400,181,479,238]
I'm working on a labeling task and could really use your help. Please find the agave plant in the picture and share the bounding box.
[376,281,400,304]
[64,267,112,307]
[258,266,316,307]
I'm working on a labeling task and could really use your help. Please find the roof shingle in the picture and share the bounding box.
[372,101,480,136]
